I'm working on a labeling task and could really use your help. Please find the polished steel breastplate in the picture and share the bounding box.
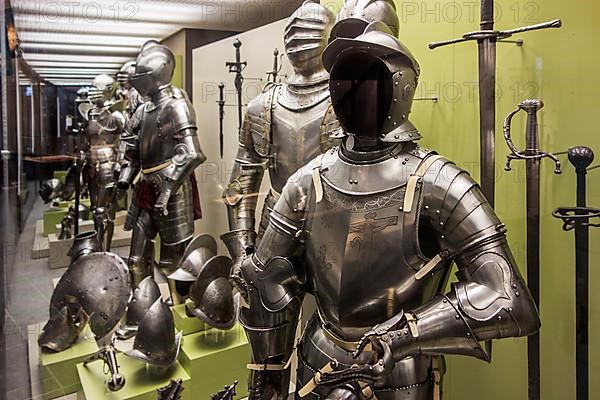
[304,151,448,341]
[268,98,332,192]
[139,101,177,170]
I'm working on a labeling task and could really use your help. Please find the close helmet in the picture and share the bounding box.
[284,1,335,74]
[323,21,420,142]
[130,42,175,97]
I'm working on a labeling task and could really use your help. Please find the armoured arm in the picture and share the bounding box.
[398,159,540,359]
[117,107,143,189]
[222,97,269,261]
[154,98,206,213]
[237,169,312,399]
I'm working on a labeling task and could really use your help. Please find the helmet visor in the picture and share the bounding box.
[329,52,393,137]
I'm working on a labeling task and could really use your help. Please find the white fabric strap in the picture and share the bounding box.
[404,312,420,338]
[298,362,335,398]
[403,155,444,213]
[312,166,324,204]
[246,363,286,371]
[415,253,444,281]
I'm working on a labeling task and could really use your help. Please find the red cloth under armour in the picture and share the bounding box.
[136,175,202,220]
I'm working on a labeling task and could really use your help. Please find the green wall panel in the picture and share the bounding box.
[326,1,600,399]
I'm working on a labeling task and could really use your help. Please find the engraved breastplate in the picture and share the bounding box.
[86,110,120,147]
[86,109,120,164]
[304,151,448,340]
[269,99,332,192]
[139,101,177,170]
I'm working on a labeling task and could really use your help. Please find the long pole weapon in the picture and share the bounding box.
[217,83,225,158]
[553,147,600,400]
[503,99,562,400]
[429,0,561,208]
[226,39,247,138]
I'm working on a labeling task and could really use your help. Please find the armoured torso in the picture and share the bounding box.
[248,82,339,193]
[86,107,122,164]
[139,87,196,172]
[302,146,448,340]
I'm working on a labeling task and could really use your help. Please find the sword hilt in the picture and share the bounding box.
[429,19,561,50]
[503,99,562,174]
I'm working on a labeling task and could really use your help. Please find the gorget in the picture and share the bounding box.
[277,79,330,111]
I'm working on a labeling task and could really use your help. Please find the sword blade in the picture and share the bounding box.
[525,110,541,400]
[574,169,589,400]
[477,38,497,207]
[219,119,224,159]
[526,156,541,400]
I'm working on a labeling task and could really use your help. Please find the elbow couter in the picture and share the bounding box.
[515,301,541,337]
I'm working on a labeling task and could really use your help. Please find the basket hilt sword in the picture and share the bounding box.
[429,0,561,210]
[553,146,600,400]
[503,99,561,400]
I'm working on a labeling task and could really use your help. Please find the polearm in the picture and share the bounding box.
[503,99,561,400]
[217,83,225,158]
[553,147,600,400]
[226,39,247,136]
[429,0,561,208]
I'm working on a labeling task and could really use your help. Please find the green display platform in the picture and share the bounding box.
[180,324,250,400]
[77,354,190,400]
[172,304,208,335]
[43,199,91,236]
[54,170,68,183]
[39,328,97,400]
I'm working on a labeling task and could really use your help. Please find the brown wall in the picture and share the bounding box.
[161,28,240,98]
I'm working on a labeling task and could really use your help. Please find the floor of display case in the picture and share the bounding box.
[3,198,129,399]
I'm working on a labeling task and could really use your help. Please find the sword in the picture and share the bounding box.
[226,39,247,136]
[553,146,600,400]
[429,0,561,208]
[217,82,225,158]
[503,99,561,400]
[266,48,281,83]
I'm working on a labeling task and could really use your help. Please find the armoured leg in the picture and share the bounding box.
[159,239,191,305]
[128,209,157,290]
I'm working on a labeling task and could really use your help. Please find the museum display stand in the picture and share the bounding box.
[77,355,191,400]
[31,307,250,399]
[179,323,249,400]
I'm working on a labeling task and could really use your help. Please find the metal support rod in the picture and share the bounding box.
[553,146,598,400]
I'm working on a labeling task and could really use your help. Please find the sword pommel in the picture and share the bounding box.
[519,99,544,113]
[568,146,595,172]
